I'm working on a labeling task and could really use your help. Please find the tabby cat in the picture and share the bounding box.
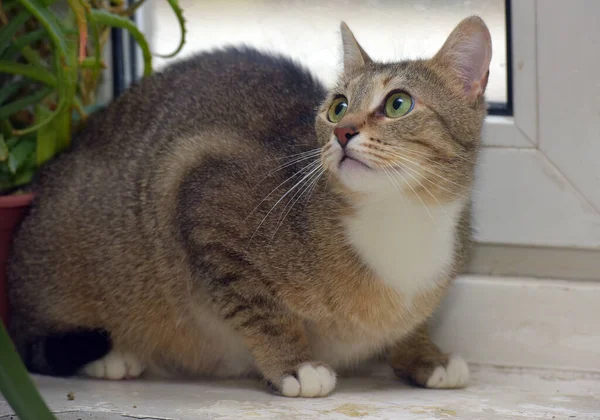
[8,16,492,397]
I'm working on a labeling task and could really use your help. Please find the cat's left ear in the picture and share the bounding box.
[340,22,372,73]
[432,16,492,103]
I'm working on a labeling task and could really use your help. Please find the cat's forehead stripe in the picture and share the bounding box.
[347,73,383,111]
[346,76,369,109]
[337,67,409,112]
[368,73,405,110]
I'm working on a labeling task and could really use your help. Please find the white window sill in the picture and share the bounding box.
[12,364,599,419]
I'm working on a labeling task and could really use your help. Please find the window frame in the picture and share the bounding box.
[481,0,537,148]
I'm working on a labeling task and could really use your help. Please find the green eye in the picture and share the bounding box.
[384,92,414,118]
[327,96,348,123]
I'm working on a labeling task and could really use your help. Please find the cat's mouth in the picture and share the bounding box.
[339,154,372,171]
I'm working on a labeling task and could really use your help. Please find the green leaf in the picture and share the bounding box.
[18,0,67,53]
[79,57,103,68]
[0,61,57,86]
[90,9,152,76]
[53,32,77,149]
[51,97,71,152]
[0,323,57,420]
[87,13,102,88]
[1,0,22,10]
[0,10,29,56]
[12,165,36,187]
[7,134,36,174]
[35,104,57,166]
[0,163,10,177]
[0,119,13,138]
[0,80,27,106]
[1,29,46,61]
[155,0,186,58]
[0,134,8,161]
[72,94,86,121]
[16,0,75,136]
[21,45,45,67]
[5,135,20,149]
[0,86,53,119]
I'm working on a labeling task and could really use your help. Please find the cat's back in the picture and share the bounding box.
[13,47,327,251]
[76,47,326,154]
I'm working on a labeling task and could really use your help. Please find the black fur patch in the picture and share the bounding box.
[29,329,112,376]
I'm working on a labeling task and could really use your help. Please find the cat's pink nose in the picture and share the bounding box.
[334,126,359,148]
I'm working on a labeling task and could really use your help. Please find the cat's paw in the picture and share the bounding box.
[424,355,469,389]
[277,362,337,397]
[394,354,469,389]
[80,350,145,380]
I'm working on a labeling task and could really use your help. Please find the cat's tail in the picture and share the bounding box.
[10,319,112,376]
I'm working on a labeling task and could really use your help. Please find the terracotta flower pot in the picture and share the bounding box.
[0,193,34,326]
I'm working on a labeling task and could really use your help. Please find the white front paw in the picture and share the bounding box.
[426,355,469,389]
[280,362,337,397]
[80,350,145,380]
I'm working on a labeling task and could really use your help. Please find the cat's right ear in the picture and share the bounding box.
[340,22,372,73]
[431,16,492,103]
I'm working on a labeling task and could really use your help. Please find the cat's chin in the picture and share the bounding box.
[335,158,391,194]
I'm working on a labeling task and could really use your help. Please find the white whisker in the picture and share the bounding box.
[377,144,487,197]
[258,153,323,183]
[382,165,406,205]
[387,164,435,224]
[268,148,321,161]
[271,166,325,242]
[245,159,320,222]
[304,167,325,204]
[381,150,468,199]
[379,144,460,171]
[247,161,323,247]
[383,143,482,166]
[253,150,322,189]
[392,161,451,225]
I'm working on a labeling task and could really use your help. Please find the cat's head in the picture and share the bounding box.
[316,17,492,203]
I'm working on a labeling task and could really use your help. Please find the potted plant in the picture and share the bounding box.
[0,0,185,327]
[0,1,185,417]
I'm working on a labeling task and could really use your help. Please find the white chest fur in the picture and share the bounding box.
[344,195,465,302]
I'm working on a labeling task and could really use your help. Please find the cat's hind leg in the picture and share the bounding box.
[389,323,469,389]
[80,350,145,380]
